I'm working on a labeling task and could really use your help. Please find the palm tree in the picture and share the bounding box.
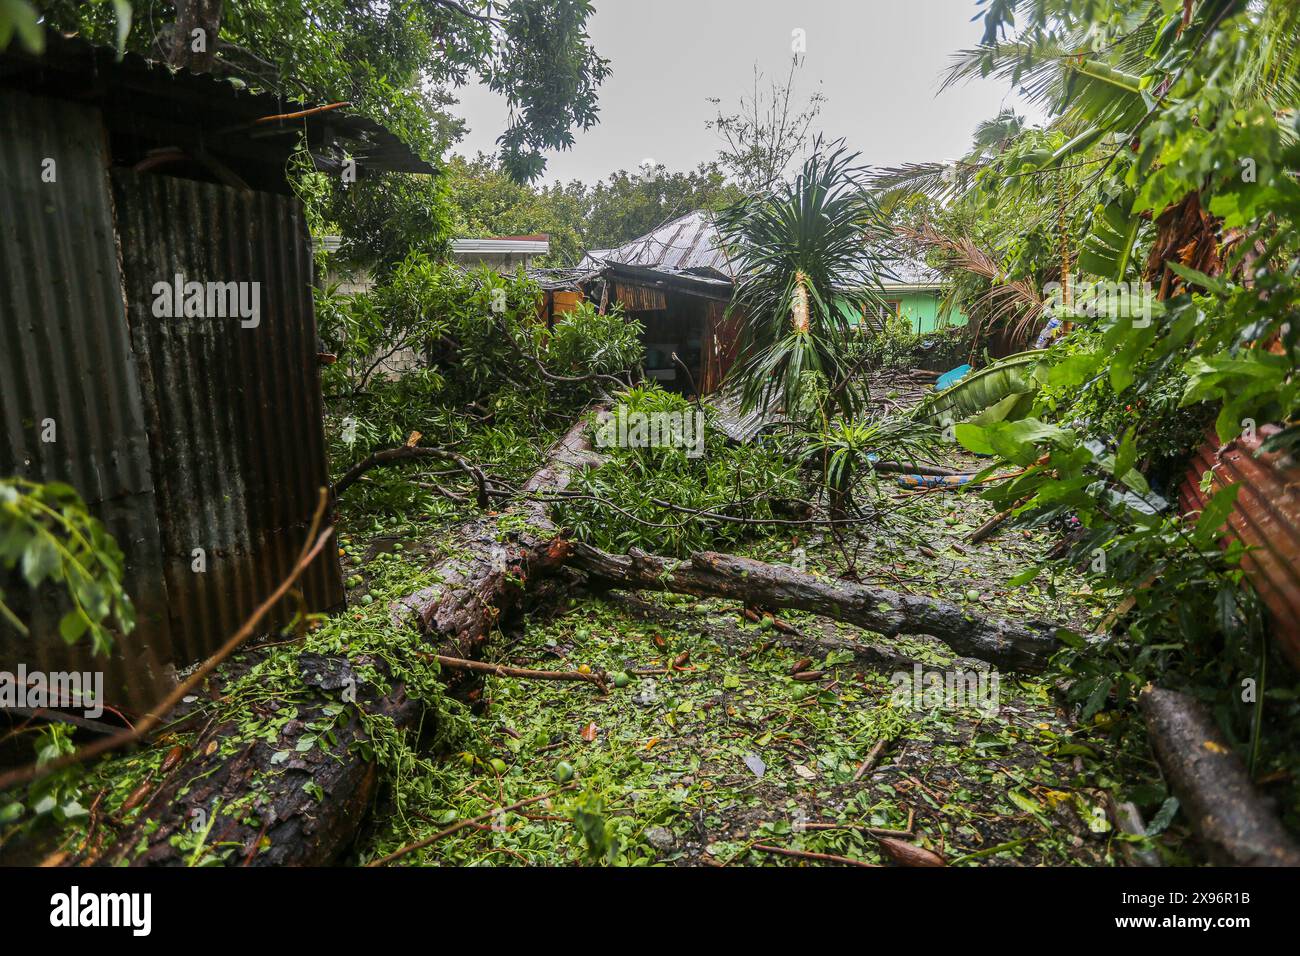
[715,140,889,423]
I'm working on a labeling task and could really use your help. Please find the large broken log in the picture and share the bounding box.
[100,654,421,867]
[395,414,602,661]
[570,544,1058,672]
[1139,685,1300,866]
[98,413,601,867]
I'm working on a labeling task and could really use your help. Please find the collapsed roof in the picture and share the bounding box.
[582,210,734,279]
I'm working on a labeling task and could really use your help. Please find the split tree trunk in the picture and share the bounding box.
[1139,685,1300,866]
[570,543,1058,672]
[395,415,601,663]
[99,414,601,867]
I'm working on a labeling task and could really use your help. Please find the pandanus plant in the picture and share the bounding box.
[715,140,890,423]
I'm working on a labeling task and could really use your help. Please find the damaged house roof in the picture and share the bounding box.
[582,208,943,294]
[582,210,734,278]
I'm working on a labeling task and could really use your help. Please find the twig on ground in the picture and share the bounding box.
[852,735,894,782]
[366,785,578,866]
[752,843,880,867]
[426,654,609,692]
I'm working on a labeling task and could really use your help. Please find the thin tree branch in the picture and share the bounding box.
[366,784,578,867]
[0,490,335,792]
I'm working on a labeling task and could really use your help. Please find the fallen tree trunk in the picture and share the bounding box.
[1139,685,1300,866]
[570,544,1058,672]
[393,414,602,662]
[100,654,421,867]
[99,413,601,867]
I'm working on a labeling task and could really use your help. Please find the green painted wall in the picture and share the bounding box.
[893,291,966,334]
[838,290,967,334]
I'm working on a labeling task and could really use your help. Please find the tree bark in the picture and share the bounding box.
[569,543,1058,672]
[101,654,420,867]
[1139,685,1300,866]
[98,412,601,866]
[392,414,602,663]
[167,0,224,72]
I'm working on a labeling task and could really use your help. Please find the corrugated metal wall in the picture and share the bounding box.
[0,91,175,710]
[1,91,342,712]
[1181,426,1300,670]
[110,170,343,670]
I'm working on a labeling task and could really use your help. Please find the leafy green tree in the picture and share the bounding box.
[444,153,589,266]
[916,0,1300,762]
[583,163,742,251]
[39,0,610,182]
[443,155,741,266]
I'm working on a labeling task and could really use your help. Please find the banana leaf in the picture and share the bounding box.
[915,350,1048,426]
[1079,191,1142,281]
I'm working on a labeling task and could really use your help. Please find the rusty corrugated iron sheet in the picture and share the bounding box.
[0,91,175,711]
[1180,426,1300,669]
[2,33,436,184]
[701,300,742,395]
[1,89,343,712]
[111,169,344,670]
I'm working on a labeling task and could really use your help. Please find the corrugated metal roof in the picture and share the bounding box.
[880,255,945,288]
[582,211,734,276]
[603,261,735,301]
[707,389,788,443]
[1181,426,1300,670]
[0,33,437,187]
[528,267,603,291]
[581,211,943,291]
[452,238,550,255]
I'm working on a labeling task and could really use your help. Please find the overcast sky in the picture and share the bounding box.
[450,0,1045,185]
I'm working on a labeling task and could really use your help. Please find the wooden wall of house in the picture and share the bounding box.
[604,275,740,395]
[702,300,742,394]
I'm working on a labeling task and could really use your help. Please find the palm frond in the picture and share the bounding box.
[896,223,1050,350]
[717,139,890,420]
[868,161,977,205]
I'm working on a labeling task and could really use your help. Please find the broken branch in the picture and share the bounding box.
[752,844,879,867]
[427,654,608,692]
[570,543,1058,672]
